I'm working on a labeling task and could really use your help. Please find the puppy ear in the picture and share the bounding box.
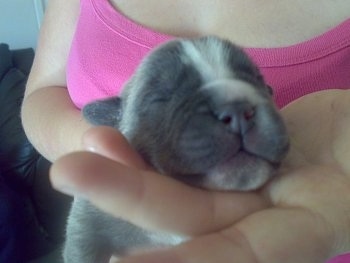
[82,97,122,128]
[266,85,274,95]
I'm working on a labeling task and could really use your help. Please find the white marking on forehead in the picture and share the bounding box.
[180,39,234,81]
[202,79,265,105]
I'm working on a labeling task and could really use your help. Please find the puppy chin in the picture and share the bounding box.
[202,152,278,191]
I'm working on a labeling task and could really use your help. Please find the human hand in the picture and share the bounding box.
[50,90,350,263]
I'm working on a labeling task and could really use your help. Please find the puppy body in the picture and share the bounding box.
[64,37,289,262]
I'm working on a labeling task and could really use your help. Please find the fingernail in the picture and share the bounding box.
[53,184,77,196]
[86,145,97,153]
[50,173,83,197]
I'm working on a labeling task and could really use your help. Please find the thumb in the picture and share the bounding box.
[82,126,150,170]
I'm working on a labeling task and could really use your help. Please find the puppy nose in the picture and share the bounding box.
[217,101,255,134]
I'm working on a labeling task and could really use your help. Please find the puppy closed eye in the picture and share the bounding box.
[151,97,170,104]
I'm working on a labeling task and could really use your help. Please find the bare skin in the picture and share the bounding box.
[51,89,350,263]
[112,0,350,47]
[21,0,90,162]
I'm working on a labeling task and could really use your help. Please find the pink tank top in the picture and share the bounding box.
[67,0,350,110]
[67,1,350,261]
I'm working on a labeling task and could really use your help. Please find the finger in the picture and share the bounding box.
[119,232,257,263]
[50,152,269,236]
[119,208,334,263]
[83,126,149,170]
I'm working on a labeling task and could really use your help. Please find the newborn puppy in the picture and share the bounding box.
[64,36,289,262]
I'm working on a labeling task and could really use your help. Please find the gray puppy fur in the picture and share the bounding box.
[63,36,289,262]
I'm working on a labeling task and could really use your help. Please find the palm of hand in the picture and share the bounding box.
[231,90,350,263]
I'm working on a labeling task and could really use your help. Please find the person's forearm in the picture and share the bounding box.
[21,87,92,162]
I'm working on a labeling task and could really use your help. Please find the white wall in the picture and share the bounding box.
[0,0,47,49]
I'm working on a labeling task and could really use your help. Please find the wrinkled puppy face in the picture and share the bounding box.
[83,37,289,191]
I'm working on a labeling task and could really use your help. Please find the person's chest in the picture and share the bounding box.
[110,0,350,48]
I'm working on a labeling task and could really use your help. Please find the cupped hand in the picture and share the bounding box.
[50,90,350,263]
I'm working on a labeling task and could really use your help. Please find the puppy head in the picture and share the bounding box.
[83,36,289,191]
